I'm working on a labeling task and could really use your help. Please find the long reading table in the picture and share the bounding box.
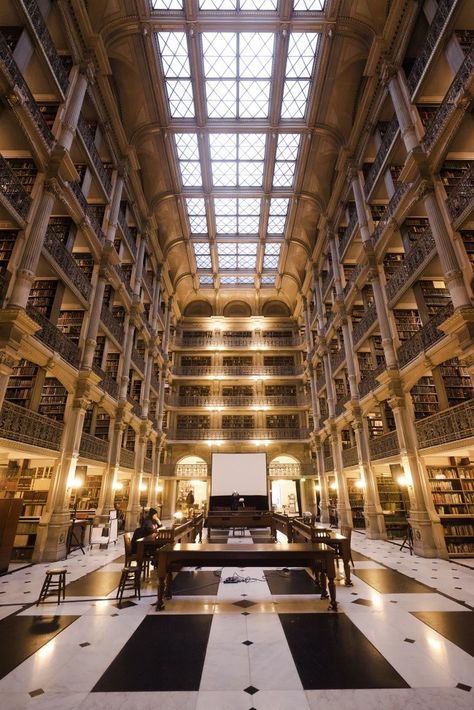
[206,511,274,540]
[154,542,337,611]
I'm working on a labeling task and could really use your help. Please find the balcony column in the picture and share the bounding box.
[338,307,359,399]
[33,385,90,562]
[126,425,146,530]
[381,61,420,152]
[351,408,386,538]
[156,364,167,431]
[328,230,343,297]
[388,388,448,558]
[96,411,125,518]
[351,167,398,369]
[161,294,173,356]
[81,264,110,369]
[119,311,137,402]
[141,347,155,419]
[146,440,158,508]
[57,64,91,153]
[133,235,147,296]
[308,364,320,430]
[105,166,125,246]
[314,437,330,524]
[9,179,60,309]
[321,345,335,418]
[420,180,471,308]
[151,265,163,331]
[329,426,353,528]
[302,294,313,350]
[312,266,325,334]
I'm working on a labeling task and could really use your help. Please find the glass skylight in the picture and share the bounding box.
[202,33,274,118]
[193,241,213,269]
[152,1,183,9]
[156,32,194,118]
[214,198,261,235]
[175,134,202,187]
[220,275,255,285]
[293,0,324,9]
[267,198,289,234]
[281,33,319,119]
[217,242,258,270]
[200,1,277,10]
[263,242,281,269]
[185,197,208,235]
[273,134,300,187]
[199,275,214,285]
[210,133,266,187]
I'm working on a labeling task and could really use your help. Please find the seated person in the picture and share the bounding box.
[131,507,161,553]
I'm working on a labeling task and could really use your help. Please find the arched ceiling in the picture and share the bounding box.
[88,0,387,315]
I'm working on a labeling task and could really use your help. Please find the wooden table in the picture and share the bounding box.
[206,511,275,540]
[155,542,337,611]
[291,521,353,586]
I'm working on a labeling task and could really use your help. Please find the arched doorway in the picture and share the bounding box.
[268,455,302,515]
[175,456,208,516]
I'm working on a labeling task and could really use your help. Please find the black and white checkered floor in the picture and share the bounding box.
[0,528,473,710]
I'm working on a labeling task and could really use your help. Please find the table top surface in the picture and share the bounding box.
[160,542,334,554]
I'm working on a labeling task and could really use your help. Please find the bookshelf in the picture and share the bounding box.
[265,384,296,397]
[12,517,41,560]
[0,230,17,272]
[263,355,294,367]
[440,160,473,195]
[181,355,211,367]
[72,252,94,280]
[105,352,120,379]
[27,280,58,316]
[57,310,84,344]
[376,473,410,537]
[222,415,255,429]
[460,230,474,270]
[38,377,68,420]
[223,356,253,366]
[176,415,210,430]
[383,252,404,277]
[179,384,211,397]
[439,358,473,407]
[49,216,74,244]
[93,335,106,369]
[416,104,438,129]
[402,217,430,246]
[347,479,365,528]
[37,102,59,129]
[394,309,422,342]
[367,412,384,438]
[5,158,37,193]
[5,359,38,407]
[410,375,439,419]
[454,29,474,52]
[94,410,111,439]
[427,463,474,556]
[419,280,450,315]
[266,414,298,429]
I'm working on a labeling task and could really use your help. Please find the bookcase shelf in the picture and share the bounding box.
[460,230,474,270]
[347,480,365,528]
[5,158,37,193]
[440,358,473,408]
[57,310,84,344]
[38,377,68,420]
[0,230,17,272]
[427,463,474,556]
[410,376,439,419]
[394,309,422,342]
[5,359,38,407]
[27,280,58,317]
[376,474,410,537]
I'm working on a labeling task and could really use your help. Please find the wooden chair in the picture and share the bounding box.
[116,540,144,606]
[339,525,355,567]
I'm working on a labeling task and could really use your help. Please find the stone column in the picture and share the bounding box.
[388,385,448,558]
[351,408,386,538]
[314,437,330,524]
[141,347,156,419]
[382,61,419,152]
[81,264,109,369]
[133,236,147,296]
[33,382,90,561]
[156,364,168,431]
[161,294,173,356]
[105,168,125,246]
[420,180,471,308]
[96,410,125,518]
[126,423,146,530]
[329,427,353,528]
[57,65,90,152]
[302,294,313,350]
[119,316,136,402]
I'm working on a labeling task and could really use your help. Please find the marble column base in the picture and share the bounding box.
[410,511,449,559]
[364,510,387,539]
[32,512,71,563]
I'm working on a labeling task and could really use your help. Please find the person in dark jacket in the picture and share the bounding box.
[131,507,161,553]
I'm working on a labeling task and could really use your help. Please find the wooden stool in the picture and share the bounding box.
[36,568,67,605]
[116,540,144,607]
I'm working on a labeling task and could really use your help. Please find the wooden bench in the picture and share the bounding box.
[154,542,337,611]
[205,511,274,540]
[271,513,293,541]
[290,519,353,586]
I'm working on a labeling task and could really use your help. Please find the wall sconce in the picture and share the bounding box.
[139,482,147,492]
[113,481,124,491]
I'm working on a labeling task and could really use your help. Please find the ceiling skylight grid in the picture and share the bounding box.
[185,197,208,235]
[209,133,266,188]
[156,32,194,118]
[281,33,319,119]
[202,32,274,118]
[263,241,281,269]
[267,197,290,234]
[214,197,261,236]
[199,1,277,11]
[193,241,213,269]
[273,134,301,188]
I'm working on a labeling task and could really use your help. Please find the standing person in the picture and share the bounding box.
[186,489,195,515]
[231,490,240,511]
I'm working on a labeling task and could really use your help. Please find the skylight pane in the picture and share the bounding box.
[273,135,300,188]
[293,0,324,9]
[267,216,286,232]
[239,215,260,233]
[240,0,277,9]
[152,0,183,8]
[286,33,319,78]
[206,80,237,118]
[239,134,266,160]
[189,216,208,232]
[196,255,212,268]
[199,275,214,285]
[240,80,270,118]
[180,162,203,187]
[261,275,275,284]
[239,161,264,186]
[240,33,273,78]
[276,134,300,160]
[210,134,237,160]
[200,0,236,8]
[202,33,236,78]
[238,198,261,214]
[216,215,238,233]
[268,198,289,232]
[220,275,238,284]
[175,134,199,160]
[194,242,211,254]
[214,198,237,214]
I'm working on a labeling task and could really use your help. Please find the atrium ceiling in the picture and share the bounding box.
[91,0,392,315]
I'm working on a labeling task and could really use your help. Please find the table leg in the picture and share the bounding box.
[319,570,329,599]
[156,576,165,610]
[165,570,173,599]
[343,558,353,586]
[327,575,337,611]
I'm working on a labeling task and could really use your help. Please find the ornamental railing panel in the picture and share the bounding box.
[338,211,358,256]
[352,303,377,346]
[21,0,69,94]
[372,181,413,244]
[0,153,32,221]
[369,431,399,460]
[397,303,454,368]
[43,227,92,300]
[172,365,303,377]
[0,32,53,147]
[331,348,346,374]
[343,262,365,298]
[385,227,435,304]
[118,211,137,259]
[77,115,112,196]
[423,46,474,151]
[342,446,358,467]
[324,455,334,472]
[100,305,125,345]
[143,457,153,473]
[415,398,474,448]
[79,432,109,462]
[334,393,350,417]
[407,0,458,96]
[131,348,146,374]
[120,448,136,469]
[114,264,134,298]
[269,463,315,477]
[446,162,474,226]
[364,115,399,198]
[92,364,119,400]
[166,428,310,441]
[0,400,63,450]
[26,305,80,368]
[69,181,105,241]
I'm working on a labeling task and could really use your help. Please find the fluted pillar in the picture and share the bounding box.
[96,411,125,518]
[81,265,109,369]
[119,318,136,401]
[330,428,353,528]
[58,65,90,152]
[351,410,386,538]
[302,294,313,350]
[314,438,330,524]
[421,180,471,308]
[105,168,125,246]
[382,61,419,153]
[161,294,173,355]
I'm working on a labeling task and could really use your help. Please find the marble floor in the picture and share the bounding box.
[0,529,473,710]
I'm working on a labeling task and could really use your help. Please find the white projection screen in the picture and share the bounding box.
[211,453,267,496]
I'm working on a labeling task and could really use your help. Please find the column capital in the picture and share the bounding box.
[380,58,398,86]
[416,178,435,201]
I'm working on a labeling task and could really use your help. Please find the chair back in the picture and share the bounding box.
[123,532,133,563]
[134,539,145,569]
[340,525,352,543]
[313,528,331,540]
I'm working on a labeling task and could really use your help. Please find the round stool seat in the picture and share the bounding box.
[36,568,67,605]
[46,567,67,574]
